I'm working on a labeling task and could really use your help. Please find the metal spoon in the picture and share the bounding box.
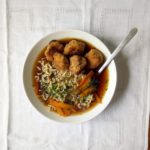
[98,27,138,74]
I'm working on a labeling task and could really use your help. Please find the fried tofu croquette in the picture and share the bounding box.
[44,40,64,61]
[85,49,104,69]
[69,55,87,74]
[53,52,69,71]
[64,40,85,56]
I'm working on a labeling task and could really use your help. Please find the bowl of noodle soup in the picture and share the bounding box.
[23,30,117,123]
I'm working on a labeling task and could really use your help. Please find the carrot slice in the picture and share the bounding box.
[94,93,102,103]
[79,71,94,87]
[47,99,73,109]
[62,109,72,116]
[56,108,64,116]
[74,71,94,94]
[62,107,77,116]
[79,86,95,98]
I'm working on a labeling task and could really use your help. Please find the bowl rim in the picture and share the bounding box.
[23,29,117,123]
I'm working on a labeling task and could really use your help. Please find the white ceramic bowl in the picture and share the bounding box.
[23,30,117,123]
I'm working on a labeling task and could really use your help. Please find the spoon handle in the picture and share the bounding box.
[98,27,138,74]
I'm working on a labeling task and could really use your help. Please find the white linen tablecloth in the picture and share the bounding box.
[0,0,150,150]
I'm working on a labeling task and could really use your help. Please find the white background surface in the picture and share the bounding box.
[0,0,150,150]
